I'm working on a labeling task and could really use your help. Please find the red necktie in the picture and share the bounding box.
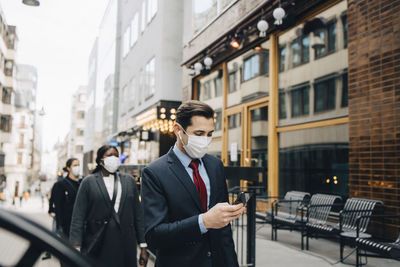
[189,159,208,212]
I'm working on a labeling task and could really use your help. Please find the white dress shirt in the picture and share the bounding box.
[103,174,122,212]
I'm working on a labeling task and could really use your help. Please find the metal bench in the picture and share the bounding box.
[355,214,400,267]
[271,191,310,241]
[302,193,342,250]
[305,197,384,262]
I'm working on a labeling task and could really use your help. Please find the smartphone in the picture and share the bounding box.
[232,192,250,206]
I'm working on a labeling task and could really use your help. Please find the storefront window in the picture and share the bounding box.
[228,113,240,129]
[279,126,349,197]
[277,1,349,197]
[199,80,212,100]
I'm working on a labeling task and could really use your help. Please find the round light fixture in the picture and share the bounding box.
[230,39,240,49]
[203,57,213,69]
[257,20,269,37]
[273,7,285,25]
[194,62,203,73]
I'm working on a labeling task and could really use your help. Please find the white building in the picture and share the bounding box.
[3,64,39,199]
[68,86,86,175]
[116,0,183,164]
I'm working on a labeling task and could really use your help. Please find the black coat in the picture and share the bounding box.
[69,171,145,267]
[49,177,80,237]
[141,148,239,267]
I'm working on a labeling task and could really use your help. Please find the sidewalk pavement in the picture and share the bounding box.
[2,197,398,267]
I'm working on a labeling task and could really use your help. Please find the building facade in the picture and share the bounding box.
[68,86,86,176]
[181,0,400,232]
[4,64,40,199]
[116,0,183,165]
[0,6,17,198]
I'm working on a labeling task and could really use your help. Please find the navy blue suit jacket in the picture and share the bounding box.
[141,148,239,267]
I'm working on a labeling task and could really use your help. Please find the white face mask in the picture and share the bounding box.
[71,166,80,177]
[178,127,212,159]
[103,156,120,173]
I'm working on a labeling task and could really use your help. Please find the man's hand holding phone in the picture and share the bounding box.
[202,202,245,229]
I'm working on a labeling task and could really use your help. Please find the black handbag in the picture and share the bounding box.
[84,174,119,255]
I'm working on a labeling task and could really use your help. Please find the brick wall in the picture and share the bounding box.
[347,0,400,232]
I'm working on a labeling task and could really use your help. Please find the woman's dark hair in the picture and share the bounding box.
[91,145,119,174]
[176,100,215,130]
[63,158,78,173]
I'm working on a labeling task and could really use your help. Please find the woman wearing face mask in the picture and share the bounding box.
[49,158,80,240]
[69,145,148,267]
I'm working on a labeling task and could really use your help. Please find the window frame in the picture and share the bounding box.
[290,84,310,117]
[291,35,310,68]
[314,75,337,113]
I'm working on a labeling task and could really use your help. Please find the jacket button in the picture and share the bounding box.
[207,251,211,257]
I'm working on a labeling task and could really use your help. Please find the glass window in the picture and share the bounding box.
[327,22,336,52]
[130,13,139,47]
[315,21,337,58]
[228,113,241,129]
[314,77,336,112]
[342,14,347,48]
[214,110,222,131]
[199,80,212,100]
[123,27,130,57]
[145,57,156,99]
[279,91,287,119]
[192,0,234,35]
[243,54,259,81]
[251,106,268,121]
[228,71,237,93]
[291,86,309,117]
[301,36,310,63]
[261,52,269,75]
[279,126,349,197]
[214,76,222,97]
[17,152,23,165]
[291,41,300,67]
[279,46,286,72]
[341,72,348,107]
[147,0,158,23]
[141,1,146,33]
[2,87,12,104]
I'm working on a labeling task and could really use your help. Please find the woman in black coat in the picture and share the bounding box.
[69,145,148,267]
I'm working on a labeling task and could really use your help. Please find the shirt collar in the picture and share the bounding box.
[173,143,202,167]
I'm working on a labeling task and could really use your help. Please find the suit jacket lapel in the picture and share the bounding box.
[94,172,121,226]
[202,155,218,208]
[167,149,203,212]
[117,172,127,215]
[95,172,112,208]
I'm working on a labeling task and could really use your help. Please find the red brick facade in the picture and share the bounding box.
[347,0,400,229]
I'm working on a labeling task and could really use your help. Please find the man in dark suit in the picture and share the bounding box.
[142,100,245,267]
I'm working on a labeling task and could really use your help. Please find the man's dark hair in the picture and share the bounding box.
[176,100,214,130]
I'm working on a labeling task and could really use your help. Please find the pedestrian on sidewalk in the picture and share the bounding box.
[70,145,148,267]
[141,100,245,267]
[50,158,81,239]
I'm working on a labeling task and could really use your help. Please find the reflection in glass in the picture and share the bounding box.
[314,77,335,112]
[291,85,309,117]
[227,113,241,167]
[228,71,237,93]
[243,54,259,81]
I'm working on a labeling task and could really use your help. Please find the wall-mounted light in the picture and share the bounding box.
[230,39,240,49]
[257,19,269,37]
[194,62,203,73]
[203,56,213,70]
[273,7,285,25]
